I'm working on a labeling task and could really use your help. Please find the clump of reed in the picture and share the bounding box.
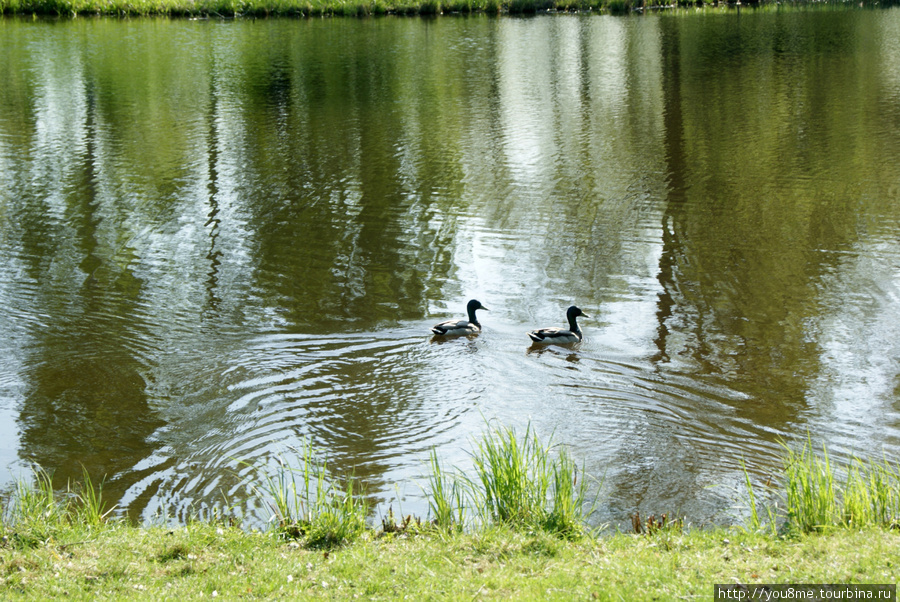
[1,466,116,548]
[242,441,367,548]
[424,448,468,532]
[743,436,900,535]
[782,437,900,532]
[426,422,599,539]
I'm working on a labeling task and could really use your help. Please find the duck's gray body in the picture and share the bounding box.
[527,305,589,344]
[431,299,489,336]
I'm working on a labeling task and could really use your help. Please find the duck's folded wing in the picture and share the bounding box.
[528,326,562,338]
[527,327,577,342]
[432,319,471,334]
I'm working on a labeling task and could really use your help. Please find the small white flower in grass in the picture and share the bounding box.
[321,581,328,588]
[212,591,218,597]
[287,575,294,583]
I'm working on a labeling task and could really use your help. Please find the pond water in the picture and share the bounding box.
[1,8,900,529]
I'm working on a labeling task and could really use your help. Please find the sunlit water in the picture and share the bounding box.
[1,8,899,529]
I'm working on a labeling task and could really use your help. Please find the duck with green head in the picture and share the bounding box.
[527,305,589,345]
[431,299,489,336]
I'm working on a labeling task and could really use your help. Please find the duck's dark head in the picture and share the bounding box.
[467,299,489,313]
[567,305,588,320]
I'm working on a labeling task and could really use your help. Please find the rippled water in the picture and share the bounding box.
[1,9,899,528]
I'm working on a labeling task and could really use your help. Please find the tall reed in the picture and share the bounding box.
[464,422,597,538]
[470,423,549,527]
[425,448,467,532]
[739,457,779,536]
[243,441,367,548]
[840,455,900,528]
[781,436,838,532]
[745,436,900,534]
[71,465,116,527]
[1,466,116,548]
[545,444,597,539]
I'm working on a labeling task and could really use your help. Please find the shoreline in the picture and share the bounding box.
[1,0,895,19]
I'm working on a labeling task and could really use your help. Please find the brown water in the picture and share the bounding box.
[1,9,899,528]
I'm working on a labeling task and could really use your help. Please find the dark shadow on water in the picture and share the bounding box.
[526,343,581,363]
[429,332,481,344]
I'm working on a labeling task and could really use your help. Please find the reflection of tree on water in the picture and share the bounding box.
[648,13,861,419]
[16,79,164,510]
[242,30,466,336]
[631,12,892,525]
[614,14,869,526]
[203,51,223,316]
[204,28,478,510]
[652,17,686,369]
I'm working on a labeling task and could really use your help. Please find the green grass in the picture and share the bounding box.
[423,447,467,532]
[781,437,900,533]
[418,423,600,538]
[1,431,900,598]
[1,517,898,600]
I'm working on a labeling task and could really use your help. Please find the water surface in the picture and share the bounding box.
[1,9,899,528]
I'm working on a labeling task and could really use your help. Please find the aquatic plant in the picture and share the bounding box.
[0,466,117,549]
[70,466,116,527]
[742,436,900,535]
[242,441,367,548]
[739,457,779,536]
[781,436,839,532]
[424,448,468,532]
[465,422,598,538]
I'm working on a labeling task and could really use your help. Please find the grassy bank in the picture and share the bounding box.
[2,521,898,600]
[1,0,894,19]
[2,428,900,599]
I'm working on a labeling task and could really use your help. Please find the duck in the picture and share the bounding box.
[527,305,589,345]
[430,299,489,336]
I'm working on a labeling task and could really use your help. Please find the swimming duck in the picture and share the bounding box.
[527,305,589,344]
[430,299,489,336]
